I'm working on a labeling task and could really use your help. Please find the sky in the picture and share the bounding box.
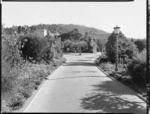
[2,0,146,39]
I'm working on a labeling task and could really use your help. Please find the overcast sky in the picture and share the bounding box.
[2,0,146,39]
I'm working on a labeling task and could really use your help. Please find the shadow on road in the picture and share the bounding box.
[80,80,146,113]
[49,76,102,80]
[72,71,98,73]
[63,62,95,66]
[85,57,95,59]
[78,60,91,62]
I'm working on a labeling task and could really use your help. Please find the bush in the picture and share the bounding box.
[52,59,61,67]
[8,93,25,110]
[61,57,66,63]
[99,55,109,64]
[134,39,146,52]
[18,30,63,64]
[1,61,21,93]
[63,39,72,52]
[127,49,146,86]
[100,62,115,72]
[20,88,33,99]
[18,83,34,99]
[19,34,49,62]
[2,31,23,93]
[1,26,65,112]
[34,80,42,85]
[1,100,10,113]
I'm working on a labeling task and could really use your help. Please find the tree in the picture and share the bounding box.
[63,39,72,52]
[127,49,146,86]
[87,37,94,53]
[59,33,71,42]
[69,29,82,41]
[106,32,138,63]
[71,42,78,52]
[18,31,53,63]
[79,41,88,52]
[96,39,103,52]
[134,39,146,52]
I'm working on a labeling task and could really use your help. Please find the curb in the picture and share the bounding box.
[96,65,146,103]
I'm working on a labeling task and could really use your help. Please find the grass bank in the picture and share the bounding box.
[1,57,66,113]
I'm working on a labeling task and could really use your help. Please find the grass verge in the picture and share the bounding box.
[1,57,66,113]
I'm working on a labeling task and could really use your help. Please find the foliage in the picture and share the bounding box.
[35,24,108,35]
[2,27,23,93]
[96,38,103,52]
[100,62,115,73]
[18,30,63,63]
[127,49,146,86]
[63,39,72,52]
[134,39,146,52]
[106,32,138,63]
[8,93,25,110]
[18,35,45,61]
[95,34,108,52]
[1,25,65,112]
[2,34,23,67]
[60,29,82,41]
[80,40,88,52]
[4,24,110,54]
[60,29,101,53]
[29,24,109,53]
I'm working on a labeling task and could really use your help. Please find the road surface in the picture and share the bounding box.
[23,53,146,113]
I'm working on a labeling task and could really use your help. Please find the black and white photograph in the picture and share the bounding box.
[1,0,148,113]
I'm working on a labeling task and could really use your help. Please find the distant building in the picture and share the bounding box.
[44,29,47,37]
[43,29,60,38]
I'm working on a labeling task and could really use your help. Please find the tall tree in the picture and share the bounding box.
[106,32,138,63]
[134,39,146,52]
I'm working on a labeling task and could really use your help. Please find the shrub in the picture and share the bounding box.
[100,62,115,72]
[134,39,146,52]
[34,85,38,90]
[127,49,146,86]
[61,57,66,63]
[20,78,31,87]
[2,31,23,93]
[18,84,34,99]
[99,55,109,64]
[1,26,65,112]
[1,100,10,112]
[52,58,63,68]
[1,61,21,93]
[2,33,23,67]
[1,64,13,92]
[18,30,63,64]
[8,93,25,110]
[63,39,72,52]
[21,89,32,99]
[34,80,42,85]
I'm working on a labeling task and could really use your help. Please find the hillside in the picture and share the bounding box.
[33,24,110,43]
[4,23,110,53]
[34,24,109,34]
[5,24,110,41]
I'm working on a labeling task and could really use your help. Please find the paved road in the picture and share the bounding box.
[23,53,146,113]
